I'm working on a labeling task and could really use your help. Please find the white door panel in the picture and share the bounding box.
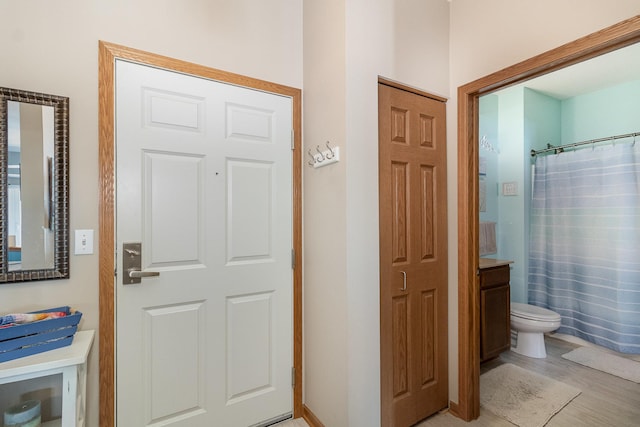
[145,302,206,422]
[115,59,293,427]
[226,159,274,263]
[144,151,205,267]
[226,292,274,401]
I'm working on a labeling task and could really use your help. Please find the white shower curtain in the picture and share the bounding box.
[528,142,640,354]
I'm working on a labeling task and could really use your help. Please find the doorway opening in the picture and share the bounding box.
[455,16,640,421]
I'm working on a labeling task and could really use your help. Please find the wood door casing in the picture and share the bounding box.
[379,80,448,427]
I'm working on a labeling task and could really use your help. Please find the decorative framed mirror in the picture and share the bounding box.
[0,87,69,282]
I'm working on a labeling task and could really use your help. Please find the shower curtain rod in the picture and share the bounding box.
[530,131,640,157]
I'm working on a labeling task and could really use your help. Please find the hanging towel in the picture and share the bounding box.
[479,221,497,255]
[0,311,67,327]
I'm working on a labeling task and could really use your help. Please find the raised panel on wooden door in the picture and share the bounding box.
[143,87,206,133]
[142,151,205,268]
[226,292,276,404]
[420,290,436,386]
[226,159,274,264]
[420,165,435,260]
[392,295,409,397]
[391,161,409,265]
[143,302,206,424]
[391,107,409,145]
[226,102,274,143]
[419,113,435,149]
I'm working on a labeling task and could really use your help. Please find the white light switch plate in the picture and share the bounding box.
[75,229,94,255]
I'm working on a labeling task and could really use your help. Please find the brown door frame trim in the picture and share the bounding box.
[454,15,640,421]
[98,41,303,426]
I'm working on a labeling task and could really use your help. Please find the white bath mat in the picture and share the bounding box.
[562,346,640,383]
[480,363,581,427]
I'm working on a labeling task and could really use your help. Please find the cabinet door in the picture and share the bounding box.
[480,283,511,361]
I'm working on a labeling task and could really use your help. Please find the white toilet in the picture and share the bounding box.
[510,302,561,358]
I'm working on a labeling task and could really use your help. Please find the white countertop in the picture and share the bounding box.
[479,258,514,269]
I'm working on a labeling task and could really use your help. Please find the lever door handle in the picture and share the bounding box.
[123,242,159,285]
[128,270,160,279]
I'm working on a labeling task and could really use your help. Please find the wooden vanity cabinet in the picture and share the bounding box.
[479,261,511,362]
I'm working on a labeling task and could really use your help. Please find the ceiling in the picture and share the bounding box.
[498,41,640,99]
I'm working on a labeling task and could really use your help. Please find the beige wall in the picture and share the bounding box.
[302,1,349,426]
[303,1,450,426]
[1,1,302,425]
[344,1,450,426]
[447,0,640,403]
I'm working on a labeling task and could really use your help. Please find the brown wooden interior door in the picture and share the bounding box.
[379,81,448,427]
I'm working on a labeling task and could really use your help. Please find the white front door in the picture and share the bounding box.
[115,59,293,426]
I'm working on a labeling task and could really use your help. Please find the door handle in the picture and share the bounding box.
[128,270,160,279]
[123,242,160,285]
[400,271,407,291]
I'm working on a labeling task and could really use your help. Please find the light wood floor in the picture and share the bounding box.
[275,418,310,427]
[418,336,640,426]
[278,336,640,427]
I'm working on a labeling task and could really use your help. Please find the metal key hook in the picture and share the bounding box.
[307,149,316,166]
[325,141,335,159]
[315,145,325,162]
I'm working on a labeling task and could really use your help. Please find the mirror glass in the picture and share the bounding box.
[0,88,69,282]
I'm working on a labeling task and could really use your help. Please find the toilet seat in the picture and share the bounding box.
[510,303,561,358]
[511,302,561,322]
